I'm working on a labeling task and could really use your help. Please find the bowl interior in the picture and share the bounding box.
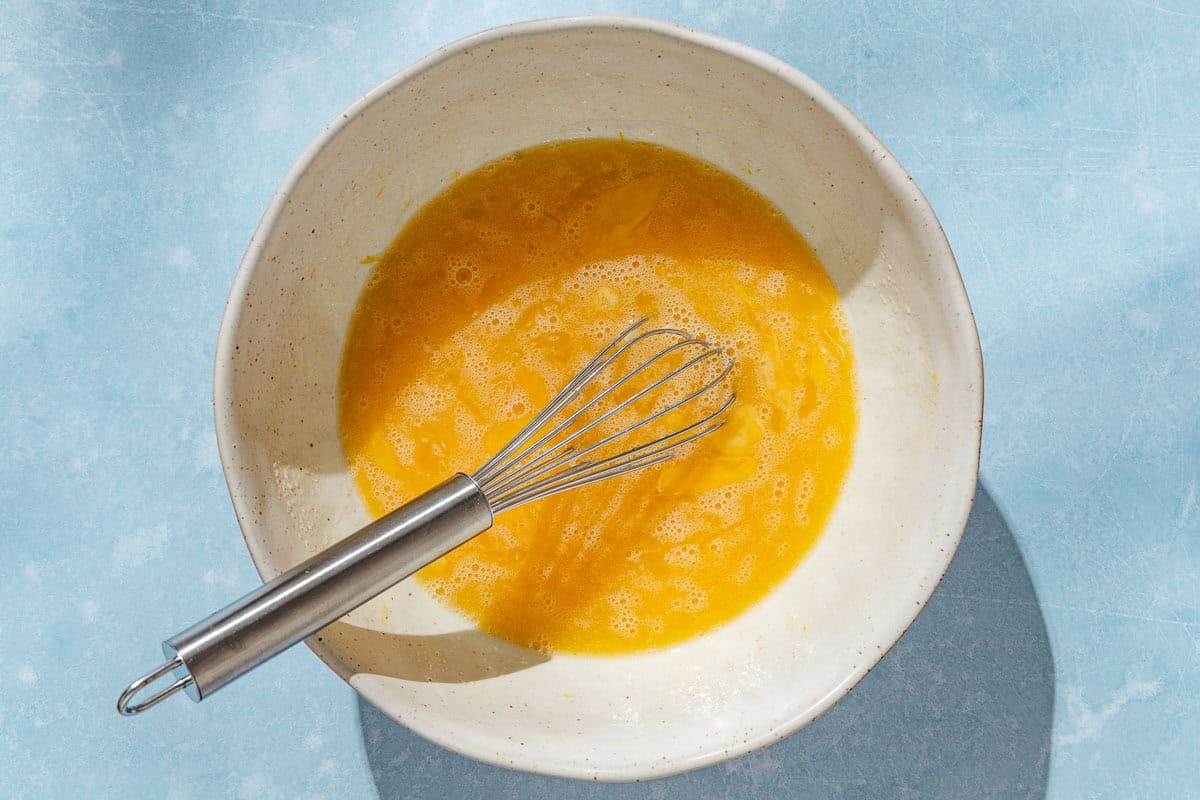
[215,17,981,780]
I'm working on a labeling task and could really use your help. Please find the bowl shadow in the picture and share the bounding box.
[355,482,1053,798]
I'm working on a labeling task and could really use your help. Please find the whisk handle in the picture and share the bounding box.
[118,473,492,715]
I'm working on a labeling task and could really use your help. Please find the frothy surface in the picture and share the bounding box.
[339,139,857,654]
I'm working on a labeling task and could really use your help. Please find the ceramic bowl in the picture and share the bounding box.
[214,16,982,781]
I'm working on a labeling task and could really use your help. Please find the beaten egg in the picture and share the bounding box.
[339,139,856,654]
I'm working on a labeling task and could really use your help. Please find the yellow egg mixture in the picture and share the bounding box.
[339,139,856,654]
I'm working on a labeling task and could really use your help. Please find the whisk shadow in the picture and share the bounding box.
[355,482,1054,798]
[317,621,548,683]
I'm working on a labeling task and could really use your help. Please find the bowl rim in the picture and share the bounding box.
[213,13,984,781]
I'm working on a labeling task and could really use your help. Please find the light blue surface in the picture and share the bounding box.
[2,1,1196,797]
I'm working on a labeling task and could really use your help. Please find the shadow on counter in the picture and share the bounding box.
[357,482,1054,799]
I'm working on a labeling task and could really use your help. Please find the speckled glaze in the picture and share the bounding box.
[214,17,981,780]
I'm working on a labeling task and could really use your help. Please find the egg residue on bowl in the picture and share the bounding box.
[338,138,856,654]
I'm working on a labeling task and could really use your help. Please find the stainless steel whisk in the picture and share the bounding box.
[118,317,735,715]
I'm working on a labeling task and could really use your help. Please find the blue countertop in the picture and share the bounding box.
[2,1,1197,797]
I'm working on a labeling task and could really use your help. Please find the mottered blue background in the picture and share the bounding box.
[2,1,1197,797]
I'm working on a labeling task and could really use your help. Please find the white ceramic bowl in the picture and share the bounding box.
[215,16,982,781]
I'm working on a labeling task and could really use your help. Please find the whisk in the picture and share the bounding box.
[118,317,735,715]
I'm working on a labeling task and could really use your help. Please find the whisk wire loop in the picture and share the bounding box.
[488,392,736,513]
[483,352,733,502]
[473,317,735,512]
[473,316,653,483]
[483,339,721,494]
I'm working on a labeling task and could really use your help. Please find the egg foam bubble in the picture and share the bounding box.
[339,138,857,654]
